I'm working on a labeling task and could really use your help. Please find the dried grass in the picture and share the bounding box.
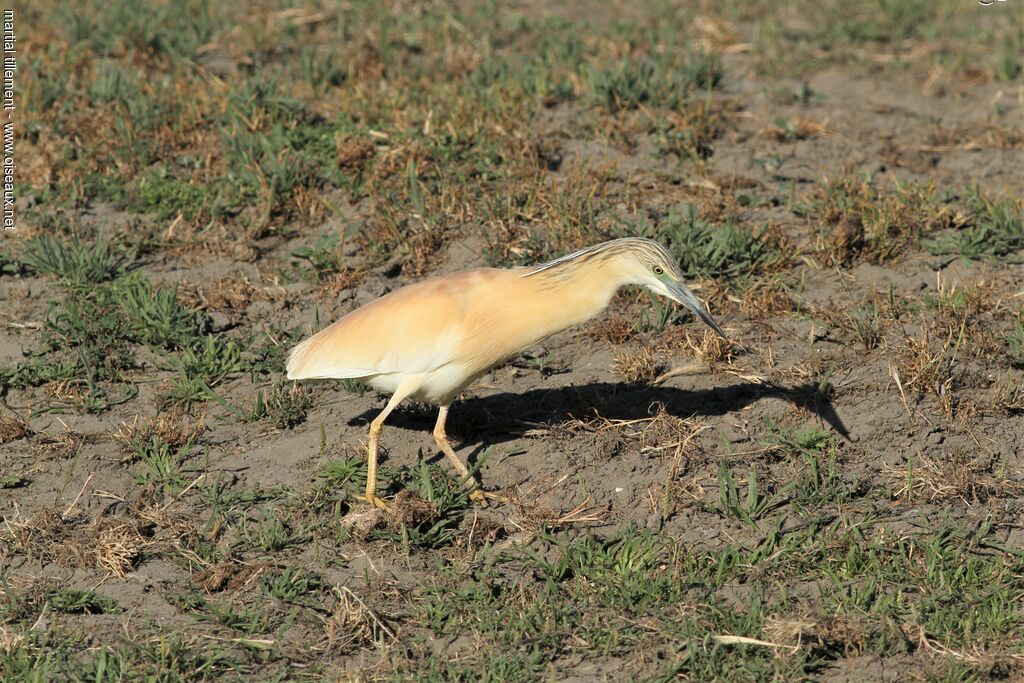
[196,562,273,593]
[588,317,635,344]
[317,267,367,300]
[43,380,88,403]
[113,411,205,459]
[686,328,738,366]
[462,513,504,548]
[762,117,837,142]
[1,507,148,578]
[567,404,705,452]
[996,373,1024,414]
[557,404,708,479]
[321,586,395,653]
[762,614,868,655]
[335,135,375,170]
[926,123,1024,152]
[739,279,794,317]
[0,626,25,655]
[390,489,437,528]
[884,450,1023,504]
[612,348,661,384]
[337,507,388,541]
[506,476,608,534]
[95,521,149,578]
[0,414,32,444]
[893,328,956,397]
[204,275,259,311]
[809,176,961,263]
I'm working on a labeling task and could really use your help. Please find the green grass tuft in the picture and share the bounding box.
[166,335,245,410]
[48,588,122,615]
[588,51,721,113]
[925,192,1024,264]
[633,203,785,281]
[20,234,123,285]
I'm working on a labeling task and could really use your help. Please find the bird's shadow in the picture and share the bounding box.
[349,380,848,466]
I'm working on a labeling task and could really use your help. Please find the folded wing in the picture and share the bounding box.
[285,270,493,381]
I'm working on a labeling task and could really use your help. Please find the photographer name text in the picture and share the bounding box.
[3,9,15,231]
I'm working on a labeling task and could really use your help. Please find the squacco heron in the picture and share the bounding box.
[287,237,725,509]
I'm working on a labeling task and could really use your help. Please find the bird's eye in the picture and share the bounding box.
[653,265,664,275]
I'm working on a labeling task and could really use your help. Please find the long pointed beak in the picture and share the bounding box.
[667,281,727,338]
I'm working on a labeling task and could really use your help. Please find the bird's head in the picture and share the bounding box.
[620,238,726,338]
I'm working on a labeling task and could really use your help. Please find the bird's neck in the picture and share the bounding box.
[526,255,629,330]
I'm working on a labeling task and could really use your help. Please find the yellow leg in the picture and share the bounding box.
[433,405,491,507]
[360,381,416,510]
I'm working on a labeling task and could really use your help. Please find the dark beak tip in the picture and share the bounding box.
[669,282,728,340]
[699,314,727,339]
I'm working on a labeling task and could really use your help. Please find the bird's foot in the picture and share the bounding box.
[356,493,392,511]
[468,489,508,507]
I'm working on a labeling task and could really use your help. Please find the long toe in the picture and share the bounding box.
[481,490,509,504]
[469,489,508,506]
[356,494,393,511]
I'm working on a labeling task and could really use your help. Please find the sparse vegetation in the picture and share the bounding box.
[20,234,123,285]
[588,51,722,112]
[166,335,245,410]
[249,380,313,429]
[925,192,1024,265]
[636,203,787,282]
[48,588,122,615]
[796,176,953,264]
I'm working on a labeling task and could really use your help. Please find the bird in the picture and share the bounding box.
[286,237,726,509]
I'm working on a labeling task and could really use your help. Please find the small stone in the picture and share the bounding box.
[209,312,232,333]
[246,300,274,318]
